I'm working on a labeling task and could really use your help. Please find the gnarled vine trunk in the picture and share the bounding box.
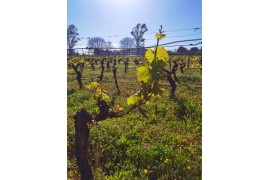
[99,60,105,81]
[113,67,121,95]
[73,109,93,180]
[72,64,84,89]
[77,73,83,89]
[167,75,176,98]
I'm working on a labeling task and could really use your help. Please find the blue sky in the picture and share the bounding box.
[67,0,202,51]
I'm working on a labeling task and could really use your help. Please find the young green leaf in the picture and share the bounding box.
[137,62,152,83]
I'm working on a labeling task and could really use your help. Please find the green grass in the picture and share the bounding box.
[67,60,202,180]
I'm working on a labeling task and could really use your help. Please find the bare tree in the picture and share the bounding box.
[67,24,80,55]
[119,37,134,55]
[131,23,148,55]
[107,41,113,49]
[104,41,114,55]
[119,37,134,48]
[87,37,107,55]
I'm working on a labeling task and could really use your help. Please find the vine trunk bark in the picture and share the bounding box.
[73,109,93,180]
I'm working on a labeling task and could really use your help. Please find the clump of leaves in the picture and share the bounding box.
[127,26,168,108]
[85,82,109,101]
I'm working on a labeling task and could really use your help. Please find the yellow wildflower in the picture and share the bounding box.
[116,104,123,111]
[86,81,99,90]
[164,158,169,164]
[143,169,148,174]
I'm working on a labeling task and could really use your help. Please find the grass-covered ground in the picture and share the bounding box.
[67,59,202,179]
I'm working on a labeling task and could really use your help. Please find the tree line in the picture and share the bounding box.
[67,24,202,56]
[67,23,148,56]
[168,46,202,55]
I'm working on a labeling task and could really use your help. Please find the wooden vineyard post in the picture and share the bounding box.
[73,109,93,180]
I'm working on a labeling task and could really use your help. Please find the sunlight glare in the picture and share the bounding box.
[104,0,136,8]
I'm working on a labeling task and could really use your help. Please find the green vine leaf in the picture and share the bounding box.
[127,95,140,106]
[155,47,169,62]
[145,49,155,63]
[137,62,152,83]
